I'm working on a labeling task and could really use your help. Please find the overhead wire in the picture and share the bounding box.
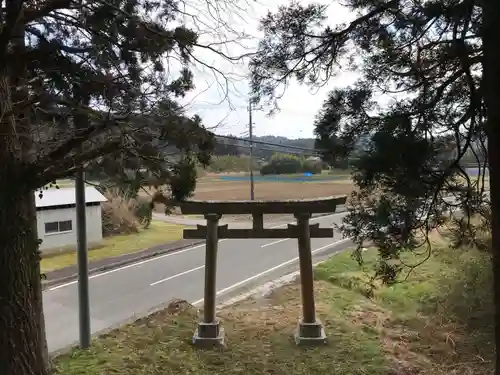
[215,134,323,154]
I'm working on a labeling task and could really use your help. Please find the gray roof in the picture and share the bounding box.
[35,186,107,208]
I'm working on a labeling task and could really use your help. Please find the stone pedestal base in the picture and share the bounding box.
[192,320,225,348]
[293,319,327,346]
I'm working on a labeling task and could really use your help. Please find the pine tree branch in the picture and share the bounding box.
[250,0,400,101]
[35,139,123,186]
[39,112,126,165]
[26,26,92,54]
[23,0,72,24]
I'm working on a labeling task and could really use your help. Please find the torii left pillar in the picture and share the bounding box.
[192,213,225,347]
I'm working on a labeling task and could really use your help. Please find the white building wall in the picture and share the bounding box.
[36,205,103,250]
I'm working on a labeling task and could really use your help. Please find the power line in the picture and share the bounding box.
[216,134,322,154]
[236,144,317,156]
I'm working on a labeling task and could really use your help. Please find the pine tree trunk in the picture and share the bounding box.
[0,188,49,375]
[0,52,49,375]
[483,1,500,373]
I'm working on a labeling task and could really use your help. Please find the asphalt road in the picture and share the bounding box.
[43,212,351,353]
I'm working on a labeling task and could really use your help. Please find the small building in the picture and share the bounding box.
[35,186,107,251]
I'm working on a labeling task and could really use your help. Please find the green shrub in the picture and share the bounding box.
[259,163,274,175]
[260,153,323,175]
[135,197,153,229]
[302,160,323,174]
[260,159,302,175]
[429,249,493,330]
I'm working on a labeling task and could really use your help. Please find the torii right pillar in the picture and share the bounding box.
[294,212,327,346]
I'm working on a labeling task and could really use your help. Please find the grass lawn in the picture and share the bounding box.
[41,221,185,273]
[51,233,494,375]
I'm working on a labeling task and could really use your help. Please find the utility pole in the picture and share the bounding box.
[75,168,90,348]
[74,91,91,349]
[248,99,255,200]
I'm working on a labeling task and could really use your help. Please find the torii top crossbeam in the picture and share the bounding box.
[178,196,347,215]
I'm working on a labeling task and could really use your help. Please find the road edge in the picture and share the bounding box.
[43,210,347,289]
[42,240,205,289]
[48,240,352,358]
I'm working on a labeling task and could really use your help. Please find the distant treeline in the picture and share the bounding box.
[199,153,330,175]
[200,155,258,173]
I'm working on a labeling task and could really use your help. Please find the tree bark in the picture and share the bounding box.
[0,51,49,375]
[0,183,49,375]
[482,1,500,373]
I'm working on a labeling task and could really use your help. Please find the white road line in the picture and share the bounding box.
[48,240,227,291]
[191,238,351,306]
[269,212,343,229]
[150,265,205,286]
[261,238,289,248]
[261,213,343,247]
[47,212,344,291]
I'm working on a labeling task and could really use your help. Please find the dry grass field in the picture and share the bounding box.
[193,178,354,201]
[141,176,355,217]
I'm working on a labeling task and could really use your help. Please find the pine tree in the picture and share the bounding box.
[0,1,218,373]
[250,0,500,371]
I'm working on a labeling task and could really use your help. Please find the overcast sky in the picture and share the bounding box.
[173,0,358,139]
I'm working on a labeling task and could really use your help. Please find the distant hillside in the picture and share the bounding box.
[250,136,316,160]
[252,135,315,150]
[214,134,317,160]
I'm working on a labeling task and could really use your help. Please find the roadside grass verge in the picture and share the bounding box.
[315,239,494,374]
[52,282,389,375]
[41,221,185,273]
[51,233,493,375]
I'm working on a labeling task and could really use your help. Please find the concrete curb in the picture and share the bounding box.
[42,240,205,289]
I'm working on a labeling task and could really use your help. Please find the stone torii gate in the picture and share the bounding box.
[178,195,347,347]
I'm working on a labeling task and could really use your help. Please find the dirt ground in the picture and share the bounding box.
[193,179,354,200]
[142,177,354,219]
[194,179,353,221]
